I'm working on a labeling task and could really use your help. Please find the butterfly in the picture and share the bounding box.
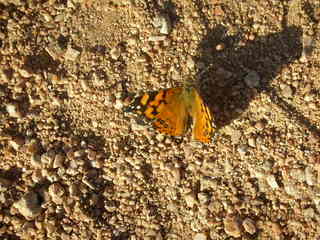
[124,86,215,143]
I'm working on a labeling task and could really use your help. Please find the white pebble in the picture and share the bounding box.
[184,192,198,208]
[224,215,242,238]
[110,47,121,60]
[148,35,166,41]
[305,166,317,186]
[266,174,279,189]
[64,47,80,61]
[6,103,22,118]
[242,218,256,234]
[194,233,207,240]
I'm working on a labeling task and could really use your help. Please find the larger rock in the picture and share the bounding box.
[13,192,42,219]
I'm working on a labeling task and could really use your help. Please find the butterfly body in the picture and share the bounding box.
[125,86,214,143]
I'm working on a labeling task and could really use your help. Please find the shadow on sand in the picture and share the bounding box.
[193,3,319,139]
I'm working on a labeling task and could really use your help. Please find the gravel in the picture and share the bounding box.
[0,0,319,239]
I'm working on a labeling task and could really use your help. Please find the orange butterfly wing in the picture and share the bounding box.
[126,88,188,136]
[126,87,215,143]
[189,88,215,143]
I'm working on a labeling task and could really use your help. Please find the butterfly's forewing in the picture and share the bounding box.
[126,88,189,136]
[189,88,215,143]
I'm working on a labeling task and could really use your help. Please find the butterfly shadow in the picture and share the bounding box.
[195,13,320,139]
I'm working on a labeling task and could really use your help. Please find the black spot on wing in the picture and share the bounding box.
[124,91,156,113]
[124,90,169,115]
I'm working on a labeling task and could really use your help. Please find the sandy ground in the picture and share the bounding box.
[0,0,320,239]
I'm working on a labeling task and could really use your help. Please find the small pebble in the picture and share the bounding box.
[54,14,64,22]
[80,79,89,91]
[30,154,42,168]
[18,68,32,78]
[64,47,80,61]
[136,55,148,63]
[186,56,195,69]
[314,7,320,20]
[194,233,207,240]
[281,84,293,98]
[305,166,317,186]
[262,159,274,172]
[45,44,64,60]
[215,43,225,51]
[284,183,300,197]
[41,150,56,167]
[231,130,241,144]
[184,192,198,208]
[160,16,171,35]
[74,149,85,158]
[197,192,210,205]
[127,37,137,46]
[153,14,171,35]
[42,169,59,182]
[266,174,279,189]
[6,103,23,118]
[248,137,256,147]
[69,184,80,198]
[255,120,267,130]
[148,36,166,41]
[110,47,121,60]
[237,144,248,156]
[213,5,225,16]
[200,177,217,191]
[25,139,40,154]
[223,215,241,238]
[244,71,260,88]
[271,222,282,237]
[303,208,315,219]
[87,149,97,161]
[155,134,165,142]
[114,99,124,110]
[248,33,255,41]
[48,183,65,204]
[289,168,305,183]
[53,153,65,168]
[8,136,25,151]
[13,192,42,219]
[169,167,181,185]
[31,169,43,183]
[242,218,256,234]
[82,176,95,190]
[42,12,53,22]
[300,33,315,62]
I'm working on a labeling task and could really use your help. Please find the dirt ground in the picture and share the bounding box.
[0,0,320,239]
